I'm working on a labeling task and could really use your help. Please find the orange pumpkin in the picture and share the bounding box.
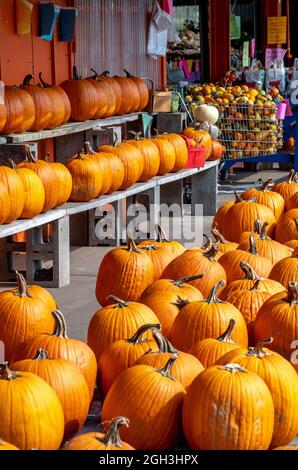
[151,137,176,175]
[0,102,7,132]
[269,254,298,288]
[182,127,212,159]
[273,170,298,202]
[20,75,52,131]
[0,165,25,223]
[157,134,188,171]
[123,70,149,111]
[275,209,298,244]
[98,71,122,115]
[209,140,224,161]
[0,181,10,224]
[1,86,35,134]
[86,76,109,119]
[127,132,160,181]
[38,73,68,128]
[287,192,298,211]
[46,157,72,207]
[242,179,285,220]
[113,76,140,114]
[141,274,204,301]
[66,149,103,202]
[211,226,238,253]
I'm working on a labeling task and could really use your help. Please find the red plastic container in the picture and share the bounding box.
[181,136,206,169]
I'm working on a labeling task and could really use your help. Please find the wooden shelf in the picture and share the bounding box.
[0,112,145,143]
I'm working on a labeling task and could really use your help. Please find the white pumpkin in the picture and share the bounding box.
[194,104,219,125]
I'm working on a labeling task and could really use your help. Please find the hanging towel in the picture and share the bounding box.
[16,0,33,35]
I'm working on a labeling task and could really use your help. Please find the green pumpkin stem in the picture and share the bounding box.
[107,295,129,308]
[247,338,273,358]
[127,324,160,344]
[288,282,298,306]
[206,280,226,304]
[152,329,178,354]
[240,262,262,280]
[52,310,68,338]
[217,319,236,343]
[98,417,129,448]
[0,362,19,381]
[15,271,32,298]
[33,348,49,360]
[172,274,204,288]
[158,353,179,380]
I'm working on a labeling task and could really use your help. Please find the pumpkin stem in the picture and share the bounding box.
[101,71,111,77]
[158,353,179,380]
[202,234,212,251]
[123,69,133,78]
[217,319,236,343]
[206,280,226,304]
[156,225,169,243]
[23,145,37,163]
[0,362,20,381]
[107,295,129,308]
[151,329,178,354]
[203,243,219,260]
[221,363,246,374]
[33,348,49,360]
[98,417,129,448]
[240,262,261,280]
[127,237,142,253]
[128,130,142,141]
[288,282,298,306]
[247,338,273,358]
[8,159,17,170]
[254,219,263,235]
[15,271,32,298]
[38,72,50,88]
[84,141,95,155]
[23,74,34,85]
[127,323,160,344]
[249,233,258,256]
[288,169,296,184]
[211,227,229,244]
[250,280,261,291]
[259,222,271,241]
[260,179,273,192]
[172,274,205,288]
[174,295,190,309]
[52,310,68,338]
[234,191,242,203]
[295,220,298,232]
[73,65,81,80]
[90,68,99,79]
[141,244,159,252]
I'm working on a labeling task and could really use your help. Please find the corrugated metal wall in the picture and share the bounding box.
[75,0,162,85]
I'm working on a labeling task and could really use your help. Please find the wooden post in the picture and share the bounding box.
[209,0,231,82]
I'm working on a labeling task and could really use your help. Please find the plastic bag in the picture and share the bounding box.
[244,59,265,89]
[265,58,286,93]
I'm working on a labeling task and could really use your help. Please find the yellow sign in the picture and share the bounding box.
[267,16,287,45]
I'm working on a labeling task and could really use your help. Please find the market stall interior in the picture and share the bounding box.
[0,0,298,454]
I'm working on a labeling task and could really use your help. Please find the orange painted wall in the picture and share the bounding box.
[0,0,75,159]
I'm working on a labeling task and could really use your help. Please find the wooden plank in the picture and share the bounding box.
[0,209,67,238]
[3,113,145,143]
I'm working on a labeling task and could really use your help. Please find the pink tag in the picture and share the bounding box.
[250,39,255,58]
[283,98,293,117]
[181,59,191,80]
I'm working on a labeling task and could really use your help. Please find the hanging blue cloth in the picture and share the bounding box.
[59,7,78,42]
[39,3,60,41]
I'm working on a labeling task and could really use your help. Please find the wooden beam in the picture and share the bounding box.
[209,0,231,82]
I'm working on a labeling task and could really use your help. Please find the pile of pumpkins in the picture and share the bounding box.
[0,67,150,135]
[1,170,298,451]
[0,133,188,225]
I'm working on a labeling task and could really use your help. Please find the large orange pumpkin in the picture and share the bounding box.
[20,74,52,131]
[86,76,109,119]
[138,243,178,280]
[269,255,298,288]
[113,76,140,114]
[123,70,149,111]
[242,179,285,221]
[0,181,10,224]
[238,222,292,265]
[135,329,204,391]
[63,417,134,450]
[217,339,298,448]
[254,283,298,362]
[98,142,144,189]
[157,134,188,171]
[18,147,59,212]
[0,362,64,450]
[127,132,160,181]
[66,149,103,202]
[98,324,159,396]
[38,73,68,128]
[87,296,159,362]
[151,137,176,175]
[188,319,242,368]
[0,439,19,450]
[0,102,7,132]
[46,156,72,207]
[275,209,298,244]
[1,86,35,134]
[141,274,204,301]
[273,170,298,202]
[95,238,155,306]
[183,363,275,450]
[102,354,186,450]
[12,309,97,400]
[286,192,298,211]
[60,66,98,121]
[212,196,237,233]
[98,71,122,115]
[170,280,248,352]
[219,234,273,284]
[162,244,227,298]
[11,348,90,440]
[0,165,25,223]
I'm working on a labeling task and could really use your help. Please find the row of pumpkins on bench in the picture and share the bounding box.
[0,133,188,225]
[0,67,150,135]
[1,219,298,451]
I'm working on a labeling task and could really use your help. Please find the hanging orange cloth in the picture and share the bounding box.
[16,0,33,35]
